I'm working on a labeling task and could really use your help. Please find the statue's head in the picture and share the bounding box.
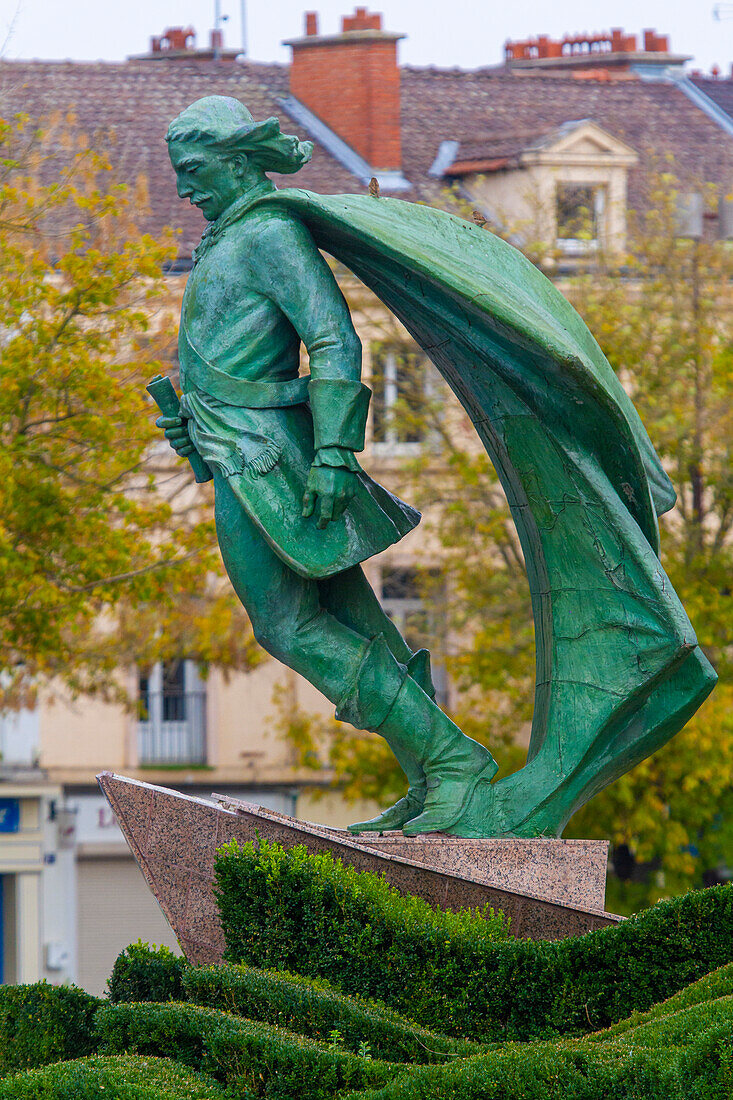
[166,96,313,221]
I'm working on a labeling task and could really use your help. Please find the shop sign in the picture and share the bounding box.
[0,798,20,833]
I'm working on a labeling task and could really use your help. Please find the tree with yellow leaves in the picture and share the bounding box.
[0,115,259,711]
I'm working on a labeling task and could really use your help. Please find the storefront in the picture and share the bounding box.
[0,782,297,993]
[0,785,60,985]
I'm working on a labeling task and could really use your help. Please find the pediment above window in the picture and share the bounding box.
[521,120,638,167]
[440,119,638,178]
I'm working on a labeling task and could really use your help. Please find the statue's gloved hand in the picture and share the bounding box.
[156,415,195,458]
[302,464,358,529]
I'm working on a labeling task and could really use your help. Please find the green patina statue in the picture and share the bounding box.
[157,95,716,840]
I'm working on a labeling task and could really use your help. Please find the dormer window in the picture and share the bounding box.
[442,119,638,259]
[556,183,606,254]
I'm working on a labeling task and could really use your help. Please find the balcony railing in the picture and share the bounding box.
[137,688,207,765]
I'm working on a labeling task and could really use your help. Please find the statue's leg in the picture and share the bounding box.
[318,565,438,697]
[215,474,495,835]
[214,473,369,702]
[319,566,437,831]
[336,634,497,835]
[318,567,410,662]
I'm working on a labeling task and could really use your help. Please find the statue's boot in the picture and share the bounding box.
[342,636,496,835]
[383,676,497,835]
[347,650,434,834]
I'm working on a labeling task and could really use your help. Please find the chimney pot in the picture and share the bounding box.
[288,7,401,170]
[342,7,382,32]
[210,27,224,50]
[160,26,196,51]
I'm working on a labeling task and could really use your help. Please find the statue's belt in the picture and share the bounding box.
[180,371,310,408]
[180,323,309,408]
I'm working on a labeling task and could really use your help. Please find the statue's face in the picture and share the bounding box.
[168,139,245,222]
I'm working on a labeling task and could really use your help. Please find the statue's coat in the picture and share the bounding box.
[178,195,420,580]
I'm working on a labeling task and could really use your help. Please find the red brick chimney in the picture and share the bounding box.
[284,8,405,171]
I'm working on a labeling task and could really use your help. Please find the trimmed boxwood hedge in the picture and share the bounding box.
[0,983,101,1075]
[0,1055,224,1099]
[95,1001,400,1099]
[586,962,733,1043]
[341,987,733,1100]
[107,940,187,1004]
[183,961,480,1063]
[215,838,733,1041]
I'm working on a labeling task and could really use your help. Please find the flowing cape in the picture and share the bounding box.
[263,189,698,784]
[265,190,675,545]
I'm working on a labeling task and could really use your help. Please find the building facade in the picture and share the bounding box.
[1,9,732,993]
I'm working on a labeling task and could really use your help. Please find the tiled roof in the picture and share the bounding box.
[0,59,364,255]
[690,76,733,120]
[449,129,553,165]
[3,58,733,256]
[398,68,733,212]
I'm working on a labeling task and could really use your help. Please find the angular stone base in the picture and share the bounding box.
[344,834,608,911]
[97,773,621,966]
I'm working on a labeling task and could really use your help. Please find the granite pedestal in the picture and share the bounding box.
[98,772,621,966]
[343,834,608,910]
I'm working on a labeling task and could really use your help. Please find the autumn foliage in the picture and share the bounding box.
[0,115,258,707]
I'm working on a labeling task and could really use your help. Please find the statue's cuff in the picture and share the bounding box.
[312,446,361,472]
[309,379,371,451]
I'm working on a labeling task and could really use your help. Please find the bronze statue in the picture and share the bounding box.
[156,95,715,839]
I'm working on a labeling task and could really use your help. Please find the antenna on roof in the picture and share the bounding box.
[213,0,230,60]
[240,0,247,56]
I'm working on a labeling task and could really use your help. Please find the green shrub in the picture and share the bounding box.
[95,1001,399,1099]
[340,977,733,1099]
[342,1044,602,1100]
[0,1055,224,1098]
[214,839,733,1041]
[214,838,507,1024]
[582,992,733,1053]
[107,941,187,1003]
[183,962,480,1063]
[0,982,101,1075]
[585,961,733,1042]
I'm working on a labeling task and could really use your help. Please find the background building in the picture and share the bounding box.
[1,8,732,993]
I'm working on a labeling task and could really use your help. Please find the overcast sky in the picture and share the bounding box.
[2,0,731,74]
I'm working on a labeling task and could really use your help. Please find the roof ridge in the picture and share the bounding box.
[399,64,650,87]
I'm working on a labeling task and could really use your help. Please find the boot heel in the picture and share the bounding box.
[402,758,499,836]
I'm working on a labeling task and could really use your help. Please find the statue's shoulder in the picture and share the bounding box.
[213,203,298,267]
[243,196,320,257]
[250,197,309,233]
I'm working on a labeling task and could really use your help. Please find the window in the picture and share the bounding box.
[380,567,449,707]
[371,344,436,451]
[0,706,40,770]
[137,659,206,764]
[556,184,605,254]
